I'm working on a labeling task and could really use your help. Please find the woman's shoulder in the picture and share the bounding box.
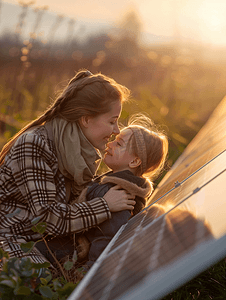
[9,126,57,164]
[14,126,54,151]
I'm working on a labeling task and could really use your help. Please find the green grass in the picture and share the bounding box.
[162,258,226,300]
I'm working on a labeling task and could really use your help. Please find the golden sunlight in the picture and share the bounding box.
[140,0,226,46]
[196,0,226,45]
[4,0,226,46]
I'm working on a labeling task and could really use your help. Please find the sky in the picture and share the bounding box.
[2,0,226,46]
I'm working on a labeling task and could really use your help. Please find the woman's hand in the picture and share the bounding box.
[103,185,136,212]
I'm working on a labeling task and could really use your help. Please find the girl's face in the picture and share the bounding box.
[80,100,122,151]
[104,128,137,172]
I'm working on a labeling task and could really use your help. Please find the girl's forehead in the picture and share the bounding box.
[120,128,133,141]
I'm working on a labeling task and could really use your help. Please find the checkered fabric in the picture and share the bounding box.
[0,126,111,265]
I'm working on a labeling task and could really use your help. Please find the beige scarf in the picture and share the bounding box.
[44,118,101,200]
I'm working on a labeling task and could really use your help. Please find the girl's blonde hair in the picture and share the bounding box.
[0,70,130,166]
[127,114,168,180]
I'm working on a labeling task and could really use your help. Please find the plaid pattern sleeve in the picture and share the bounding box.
[10,130,111,234]
[0,127,111,265]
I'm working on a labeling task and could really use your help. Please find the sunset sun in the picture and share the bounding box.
[196,0,226,45]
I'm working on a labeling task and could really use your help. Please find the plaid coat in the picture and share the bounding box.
[0,125,111,265]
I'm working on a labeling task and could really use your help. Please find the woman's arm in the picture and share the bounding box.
[103,186,136,212]
[9,132,111,235]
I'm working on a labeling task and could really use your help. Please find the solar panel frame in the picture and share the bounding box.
[116,235,226,300]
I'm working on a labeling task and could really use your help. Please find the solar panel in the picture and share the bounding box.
[68,96,226,300]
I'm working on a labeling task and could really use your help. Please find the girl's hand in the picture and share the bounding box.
[103,185,136,212]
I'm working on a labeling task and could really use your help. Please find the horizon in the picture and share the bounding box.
[1,0,226,47]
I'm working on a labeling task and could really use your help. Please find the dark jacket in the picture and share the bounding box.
[80,170,153,267]
[83,170,153,215]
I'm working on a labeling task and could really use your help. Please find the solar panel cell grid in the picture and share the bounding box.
[166,112,226,171]
[161,139,226,186]
[81,243,129,299]
[77,204,214,300]
[148,148,226,206]
[109,211,146,252]
[158,127,226,186]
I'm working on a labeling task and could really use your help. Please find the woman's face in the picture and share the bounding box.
[80,100,122,150]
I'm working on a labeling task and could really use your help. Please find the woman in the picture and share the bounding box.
[0,70,135,266]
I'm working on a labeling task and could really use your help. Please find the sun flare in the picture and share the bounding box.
[192,0,226,45]
[198,1,226,30]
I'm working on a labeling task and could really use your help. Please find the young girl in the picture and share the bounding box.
[76,116,168,269]
[0,69,135,268]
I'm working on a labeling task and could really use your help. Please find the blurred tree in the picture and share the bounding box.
[106,9,143,60]
[46,14,64,55]
[15,1,35,45]
[118,9,142,43]
[64,18,76,55]
[32,5,49,36]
